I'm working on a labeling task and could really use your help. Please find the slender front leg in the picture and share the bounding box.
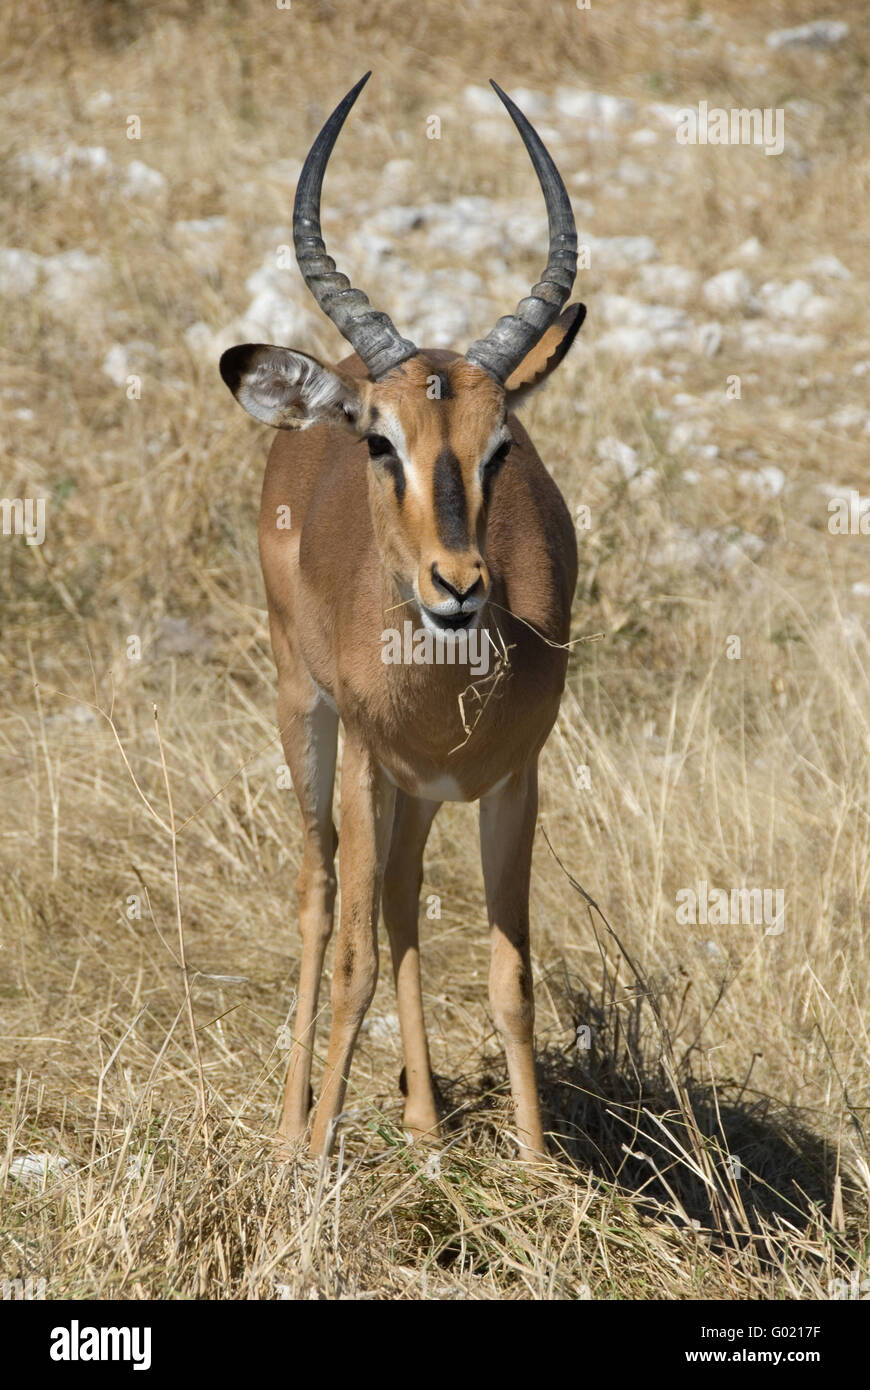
[309,737,396,1157]
[382,792,442,1140]
[275,681,339,1147]
[479,760,546,1162]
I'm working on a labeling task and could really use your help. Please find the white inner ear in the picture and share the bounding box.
[240,349,353,427]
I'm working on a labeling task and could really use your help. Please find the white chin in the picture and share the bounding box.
[417,604,483,636]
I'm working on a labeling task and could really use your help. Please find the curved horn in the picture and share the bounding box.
[293,73,418,380]
[465,81,578,384]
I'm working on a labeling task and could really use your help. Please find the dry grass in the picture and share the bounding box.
[1,0,869,1299]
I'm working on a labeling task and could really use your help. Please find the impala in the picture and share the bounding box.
[220,73,585,1160]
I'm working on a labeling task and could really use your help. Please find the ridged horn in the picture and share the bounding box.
[293,73,418,380]
[465,80,578,383]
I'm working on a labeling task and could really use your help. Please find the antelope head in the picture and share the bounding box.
[220,73,585,636]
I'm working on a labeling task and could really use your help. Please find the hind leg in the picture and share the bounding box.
[382,791,442,1140]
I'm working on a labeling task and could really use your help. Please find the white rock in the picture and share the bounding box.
[555,88,636,124]
[382,157,415,186]
[9,1152,73,1187]
[173,216,228,275]
[597,327,656,357]
[0,247,42,296]
[67,702,98,725]
[851,361,870,377]
[629,364,665,385]
[615,159,653,187]
[353,231,400,274]
[629,128,660,146]
[85,89,113,115]
[428,266,484,296]
[852,582,870,598]
[184,321,218,355]
[596,436,641,479]
[368,204,427,237]
[245,288,319,345]
[817,482,854,499]
[702,268,752,312]
[510,88,551,118]
[588,235,658,268]
[668,419,710,453]
[809,254,851,280]
[470,117,516,147]
[759,278,830,321]
[735,236,763,260]
[462,84,497,113]
[598,294,692,352]
[635,264,699,305]
[41,249,110,314]
[174,215,227,242]
[707,528,765,570]
[740,323,826,355]
[406,302,471,348]
[737,465,786,497]
[628,467,657,496]
[122,160,166,197]
[101,341,154,386]
[766,21,849,50]
[827,406,869,432]
[361,1012,400,1038]
[696,940,725,962]
[17,144,112,185]
[265,157,303,184]
[102,344,132,386]
[244,257,296,300]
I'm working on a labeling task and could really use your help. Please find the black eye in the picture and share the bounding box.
[366,433,394,459]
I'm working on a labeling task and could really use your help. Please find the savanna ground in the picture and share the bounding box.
[1,0,869,1301]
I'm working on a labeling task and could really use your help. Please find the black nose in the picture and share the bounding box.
[431,564,482,606]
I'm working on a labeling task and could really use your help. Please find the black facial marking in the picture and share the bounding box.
[433,446,469,550]
[383,455,406,504]
[434,370,452,401]
[482,438,511,507]
[365,432,406,503]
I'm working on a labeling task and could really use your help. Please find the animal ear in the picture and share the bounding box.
[504,303,586,410]
[219,345,367,431]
